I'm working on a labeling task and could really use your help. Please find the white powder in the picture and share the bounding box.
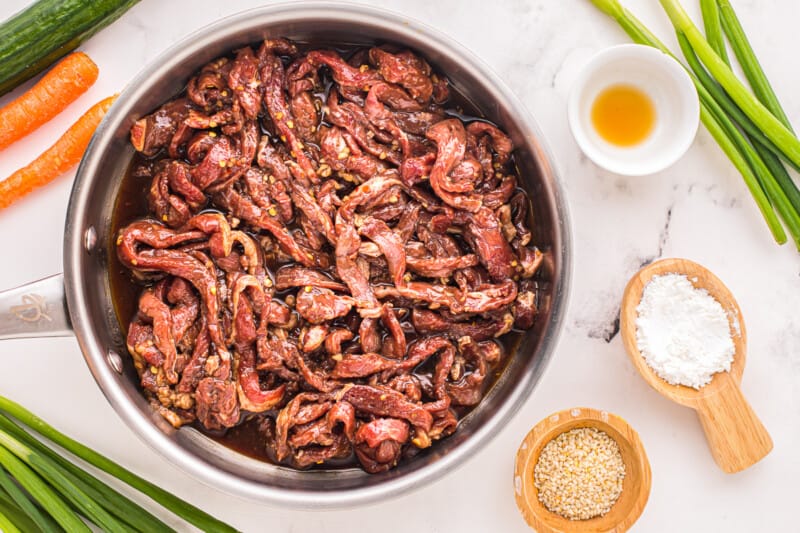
[635,273,734,389]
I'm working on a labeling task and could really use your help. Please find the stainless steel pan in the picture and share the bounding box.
[0,2,571,508]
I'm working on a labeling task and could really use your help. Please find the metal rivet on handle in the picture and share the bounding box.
[107,350,123,374]
[84,226,97,252]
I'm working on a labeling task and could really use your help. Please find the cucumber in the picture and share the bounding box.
[0,0,140,96]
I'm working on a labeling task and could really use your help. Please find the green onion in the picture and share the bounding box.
[709,1,800,224]
[658,0,800,168]
[0,430,130,533]
[0,396,237,533]
[0,489,43,533]
[0,446,88,532]
[700,0,728,65]
[0,508,22,533]
[676,33,800,246]
[0,466,57,533]
[0,414,171,533]
[717,0,793,132]
[691,7,798,172]
[587,0,787,243]
[694,3,800,247]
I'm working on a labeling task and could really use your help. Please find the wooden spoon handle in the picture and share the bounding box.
[695,379,772,473]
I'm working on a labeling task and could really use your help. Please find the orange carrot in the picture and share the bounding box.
[0,52,99,152]
[0,95,117,210]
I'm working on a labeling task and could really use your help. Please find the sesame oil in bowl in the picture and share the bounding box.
[568,44,699,176]
[591,84,656,147]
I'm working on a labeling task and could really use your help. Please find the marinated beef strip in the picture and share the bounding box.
[116,38,543,473]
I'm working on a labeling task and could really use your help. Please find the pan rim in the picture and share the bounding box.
[63,1,573,508]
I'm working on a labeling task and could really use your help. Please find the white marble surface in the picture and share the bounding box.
[0,0,798,531]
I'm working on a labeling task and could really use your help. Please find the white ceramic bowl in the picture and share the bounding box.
[568,44,700,176]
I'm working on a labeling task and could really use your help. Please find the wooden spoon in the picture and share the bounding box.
[620,258,772,473]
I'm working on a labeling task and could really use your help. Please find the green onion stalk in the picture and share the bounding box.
[0,413,172,533]
[0,509,22,533]
[0,488,42,533]
[717,0,793,132]
[0,464,59,533]
[693,1,800,247]
[0,445,87,532]
[0,396,239,533]
[699,0,728,65]
[658,0,800,168]
[587,0,786,243]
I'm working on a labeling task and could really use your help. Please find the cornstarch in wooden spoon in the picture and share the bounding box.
[635,273,734,389]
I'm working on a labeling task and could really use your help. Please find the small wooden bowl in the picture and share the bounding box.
[514,407,651,533]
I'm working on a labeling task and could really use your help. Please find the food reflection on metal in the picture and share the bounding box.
[10,294,52,323]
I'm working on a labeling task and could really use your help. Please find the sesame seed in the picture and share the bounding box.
[533,427,625,521]
[287,120,294,129]
[275,112,284,120]
[304,286,312,293]
[280,135,287,143]
[268,207,277,216]
[208,131,217,137]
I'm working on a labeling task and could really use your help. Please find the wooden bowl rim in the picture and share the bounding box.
[514,407,652,533]
[619,257,747,406]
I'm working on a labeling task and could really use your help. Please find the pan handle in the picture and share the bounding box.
[0,274,72,340]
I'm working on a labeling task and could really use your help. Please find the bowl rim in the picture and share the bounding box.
[567,43,700,176]
[514,407,652,532]
[65,1,573,508]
